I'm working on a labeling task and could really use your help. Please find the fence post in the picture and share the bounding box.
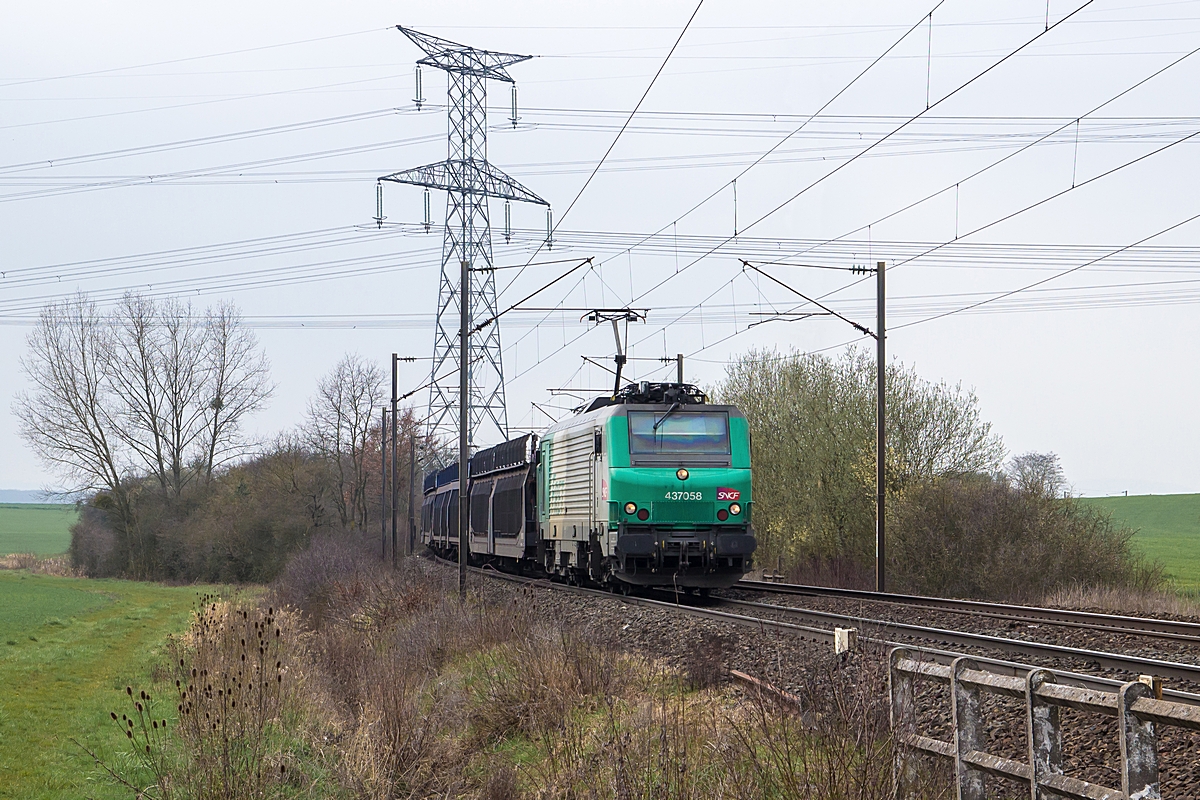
[1119,681,1160,799]
[889,648,917,799]
[1026,668,1062,798]
[951,657,986,800]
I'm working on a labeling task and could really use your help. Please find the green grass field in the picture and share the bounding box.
[1081,493,1200,592]
[0,572,217,799]
[0,504,77,556]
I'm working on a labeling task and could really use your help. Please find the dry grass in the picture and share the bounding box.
[0,552,84,575]
[84,594,342,800]
[166,597,323,796]
[318,562,641,798]
[0,552,38,569]
[1043,583,1200,620]
[88,535,951,799]
[272,543,944,799]
[527,651,936,800]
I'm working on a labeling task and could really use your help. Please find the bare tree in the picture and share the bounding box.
[1007,452,1068,498]
[100,293,271,497]
[263,431,334,531]
[156,297,211,495]
[107,293,170,493]
[200,301,273,481]
[14,294,144,571]
[14,291,272,573]
[304,353,384,529]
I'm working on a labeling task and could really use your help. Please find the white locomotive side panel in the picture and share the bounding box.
[545,425,595,544]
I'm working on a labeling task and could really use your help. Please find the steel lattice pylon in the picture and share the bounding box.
[380,27,547,453]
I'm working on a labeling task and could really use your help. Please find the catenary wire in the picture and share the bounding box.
[498,0,706,296]
[623,2,1098,355]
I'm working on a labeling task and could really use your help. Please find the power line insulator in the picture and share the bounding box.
[374,182,386,228]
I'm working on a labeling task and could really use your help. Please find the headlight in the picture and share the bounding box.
[717,509,729,521]
[637,508,650,521]
[729,502,742,516]
[624,502,637,515]
[676,468,689,481]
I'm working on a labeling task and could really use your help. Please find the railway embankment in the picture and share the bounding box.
[66,537,1200,797]
[77,539,926,798]
[454,562,1200,796]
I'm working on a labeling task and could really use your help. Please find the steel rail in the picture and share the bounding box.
[737,579,1200,643]
[452,560,1200,706]
[715,596,1200,687]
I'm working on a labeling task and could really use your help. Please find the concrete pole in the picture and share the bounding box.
[380,406,388,562]
[677,353,684,384]
[876,261,887,593]
[391,354,399,568]
[459,258,470,601]
[408,435,417,555]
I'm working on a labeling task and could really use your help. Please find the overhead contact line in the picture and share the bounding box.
[520,0,962,396]
[506,0,949,317]
[498,0,706,296]
[665,84,1200,362]
[752,35,1200,310]
[619,3,1096,360]
[896,204,1200,329]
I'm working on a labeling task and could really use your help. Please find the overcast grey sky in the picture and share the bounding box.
[3,0,1199,497]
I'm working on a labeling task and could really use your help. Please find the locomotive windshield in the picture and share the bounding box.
[628,411,730,456]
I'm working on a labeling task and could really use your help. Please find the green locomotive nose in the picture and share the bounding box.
[609,467,751,527]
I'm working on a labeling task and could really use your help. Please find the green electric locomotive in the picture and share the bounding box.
[421,382,756,590]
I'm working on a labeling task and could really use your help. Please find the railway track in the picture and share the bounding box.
[453,561,1200,706]
[709,595,1200,688]
[736,579,1200,644]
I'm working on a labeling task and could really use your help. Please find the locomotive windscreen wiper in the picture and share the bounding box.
[652,402,681,432]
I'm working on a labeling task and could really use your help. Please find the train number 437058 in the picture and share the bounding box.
[663,491,703,500]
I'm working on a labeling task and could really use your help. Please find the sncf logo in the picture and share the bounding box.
[717,488,741,501]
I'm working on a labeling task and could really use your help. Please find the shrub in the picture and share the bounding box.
[69,441,340,583]
[69,504,118,577]
[270,532,383,622]
[889,473,1163,601]
[86,529,958,799]
[714,347,1004,571]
